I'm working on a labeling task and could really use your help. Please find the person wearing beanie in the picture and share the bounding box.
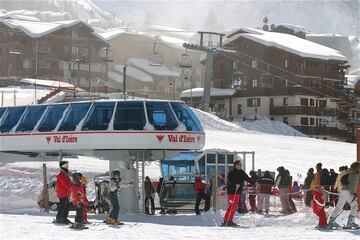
[55,161,72,224]
[194,175,210,215]
[327,161,360,229]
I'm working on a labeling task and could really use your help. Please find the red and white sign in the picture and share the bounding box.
[45,135,78,144]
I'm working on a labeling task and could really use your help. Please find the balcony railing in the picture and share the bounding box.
[292,126,350,138]
[19,52,104,63]
[270,106,337,116]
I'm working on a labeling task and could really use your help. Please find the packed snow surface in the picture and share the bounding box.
[0,107,358,239]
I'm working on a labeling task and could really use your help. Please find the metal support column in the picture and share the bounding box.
[203,52,213,112]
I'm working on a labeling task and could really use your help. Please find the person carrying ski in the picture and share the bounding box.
[312,185,327,228]
[144,176,156,215]
[107,169,124,225]
[327,161,360,229]
[257,171,274,214]
[194,175,211,215]
[71,172,87,229]
[55,160,72,224]
[221,160,253,227]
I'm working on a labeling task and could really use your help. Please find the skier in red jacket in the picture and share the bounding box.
[55,161,72,224]
[71,172,87,229]
[312,186,327,228]
[194,176,210,215]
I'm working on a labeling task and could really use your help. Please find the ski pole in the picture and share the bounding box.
[328,195,357,225]
[225,185,240,226]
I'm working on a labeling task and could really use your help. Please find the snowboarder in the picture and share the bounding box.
[275,166,291,214]
[312,186,327,229]
[194,176,210,215]
[55,160,72,224]
[71,172,87,229]
[107,169,124,225]
[327,161,360,229]
[221,160,253,227]
[144,176,155,215]
[257,171,274,214]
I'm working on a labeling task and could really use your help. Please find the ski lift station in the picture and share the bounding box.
[0,99,255,213]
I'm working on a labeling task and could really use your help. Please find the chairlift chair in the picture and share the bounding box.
[149,42,164,66]
[178,50,192,68]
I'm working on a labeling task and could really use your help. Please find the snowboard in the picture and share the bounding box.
[69,223,88,230]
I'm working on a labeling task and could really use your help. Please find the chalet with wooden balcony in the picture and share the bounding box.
[0,18,108,90]
[185,27,355,141]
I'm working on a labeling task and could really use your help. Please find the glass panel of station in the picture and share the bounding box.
[82,102,115,131]
[0,107,6,120]
[37,104,68,132]
[113,101,146,130]
[0,106,26,133]
[58,103,91,131]
[170,102,203,131]
[16,105,47,132]
[146,101,178,130]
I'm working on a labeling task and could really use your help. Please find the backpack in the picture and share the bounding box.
[340,173,349,186]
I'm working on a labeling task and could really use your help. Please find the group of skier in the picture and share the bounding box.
[54,160,89,229]
[307,161,360,229]
[53,158,359,230]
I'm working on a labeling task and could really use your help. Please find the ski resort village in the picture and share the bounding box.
[0,0,360,239]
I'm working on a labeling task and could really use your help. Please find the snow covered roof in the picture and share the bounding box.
[345,75,360,89]
[159,36,187,48]
[127,58,179,77]
[108,71,124,83]
[20,79,75,88]
[180,88,236,98]
[224,28,348,62]
[113,65,153,82]
[0,19,107,42]
[99,29,126,40]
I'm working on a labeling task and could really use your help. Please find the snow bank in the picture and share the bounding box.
[181,88,235,98]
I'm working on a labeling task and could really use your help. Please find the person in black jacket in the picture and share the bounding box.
[221,160,253,227]
[303,168,314,207]
[257,171,274,214]
[144,176,155,215]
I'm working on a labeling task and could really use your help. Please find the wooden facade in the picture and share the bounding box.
[0,20,108,89]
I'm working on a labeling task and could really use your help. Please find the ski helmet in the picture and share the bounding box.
[72,172,83,183]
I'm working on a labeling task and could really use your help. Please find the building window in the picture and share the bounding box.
[301,117,309,126]
[319,100,326,108]
[310,118,315,125]
[284,59,288,68]
[270,98,274,107]
[284,79,288,87]
[251,59,257,68]
[283,98,288,106]
[237,104,242,114]
[252,79,258,87]
[300,98,308,106]
[283,117,288,125]
[310,99,315,106]
[247,98,260,107]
